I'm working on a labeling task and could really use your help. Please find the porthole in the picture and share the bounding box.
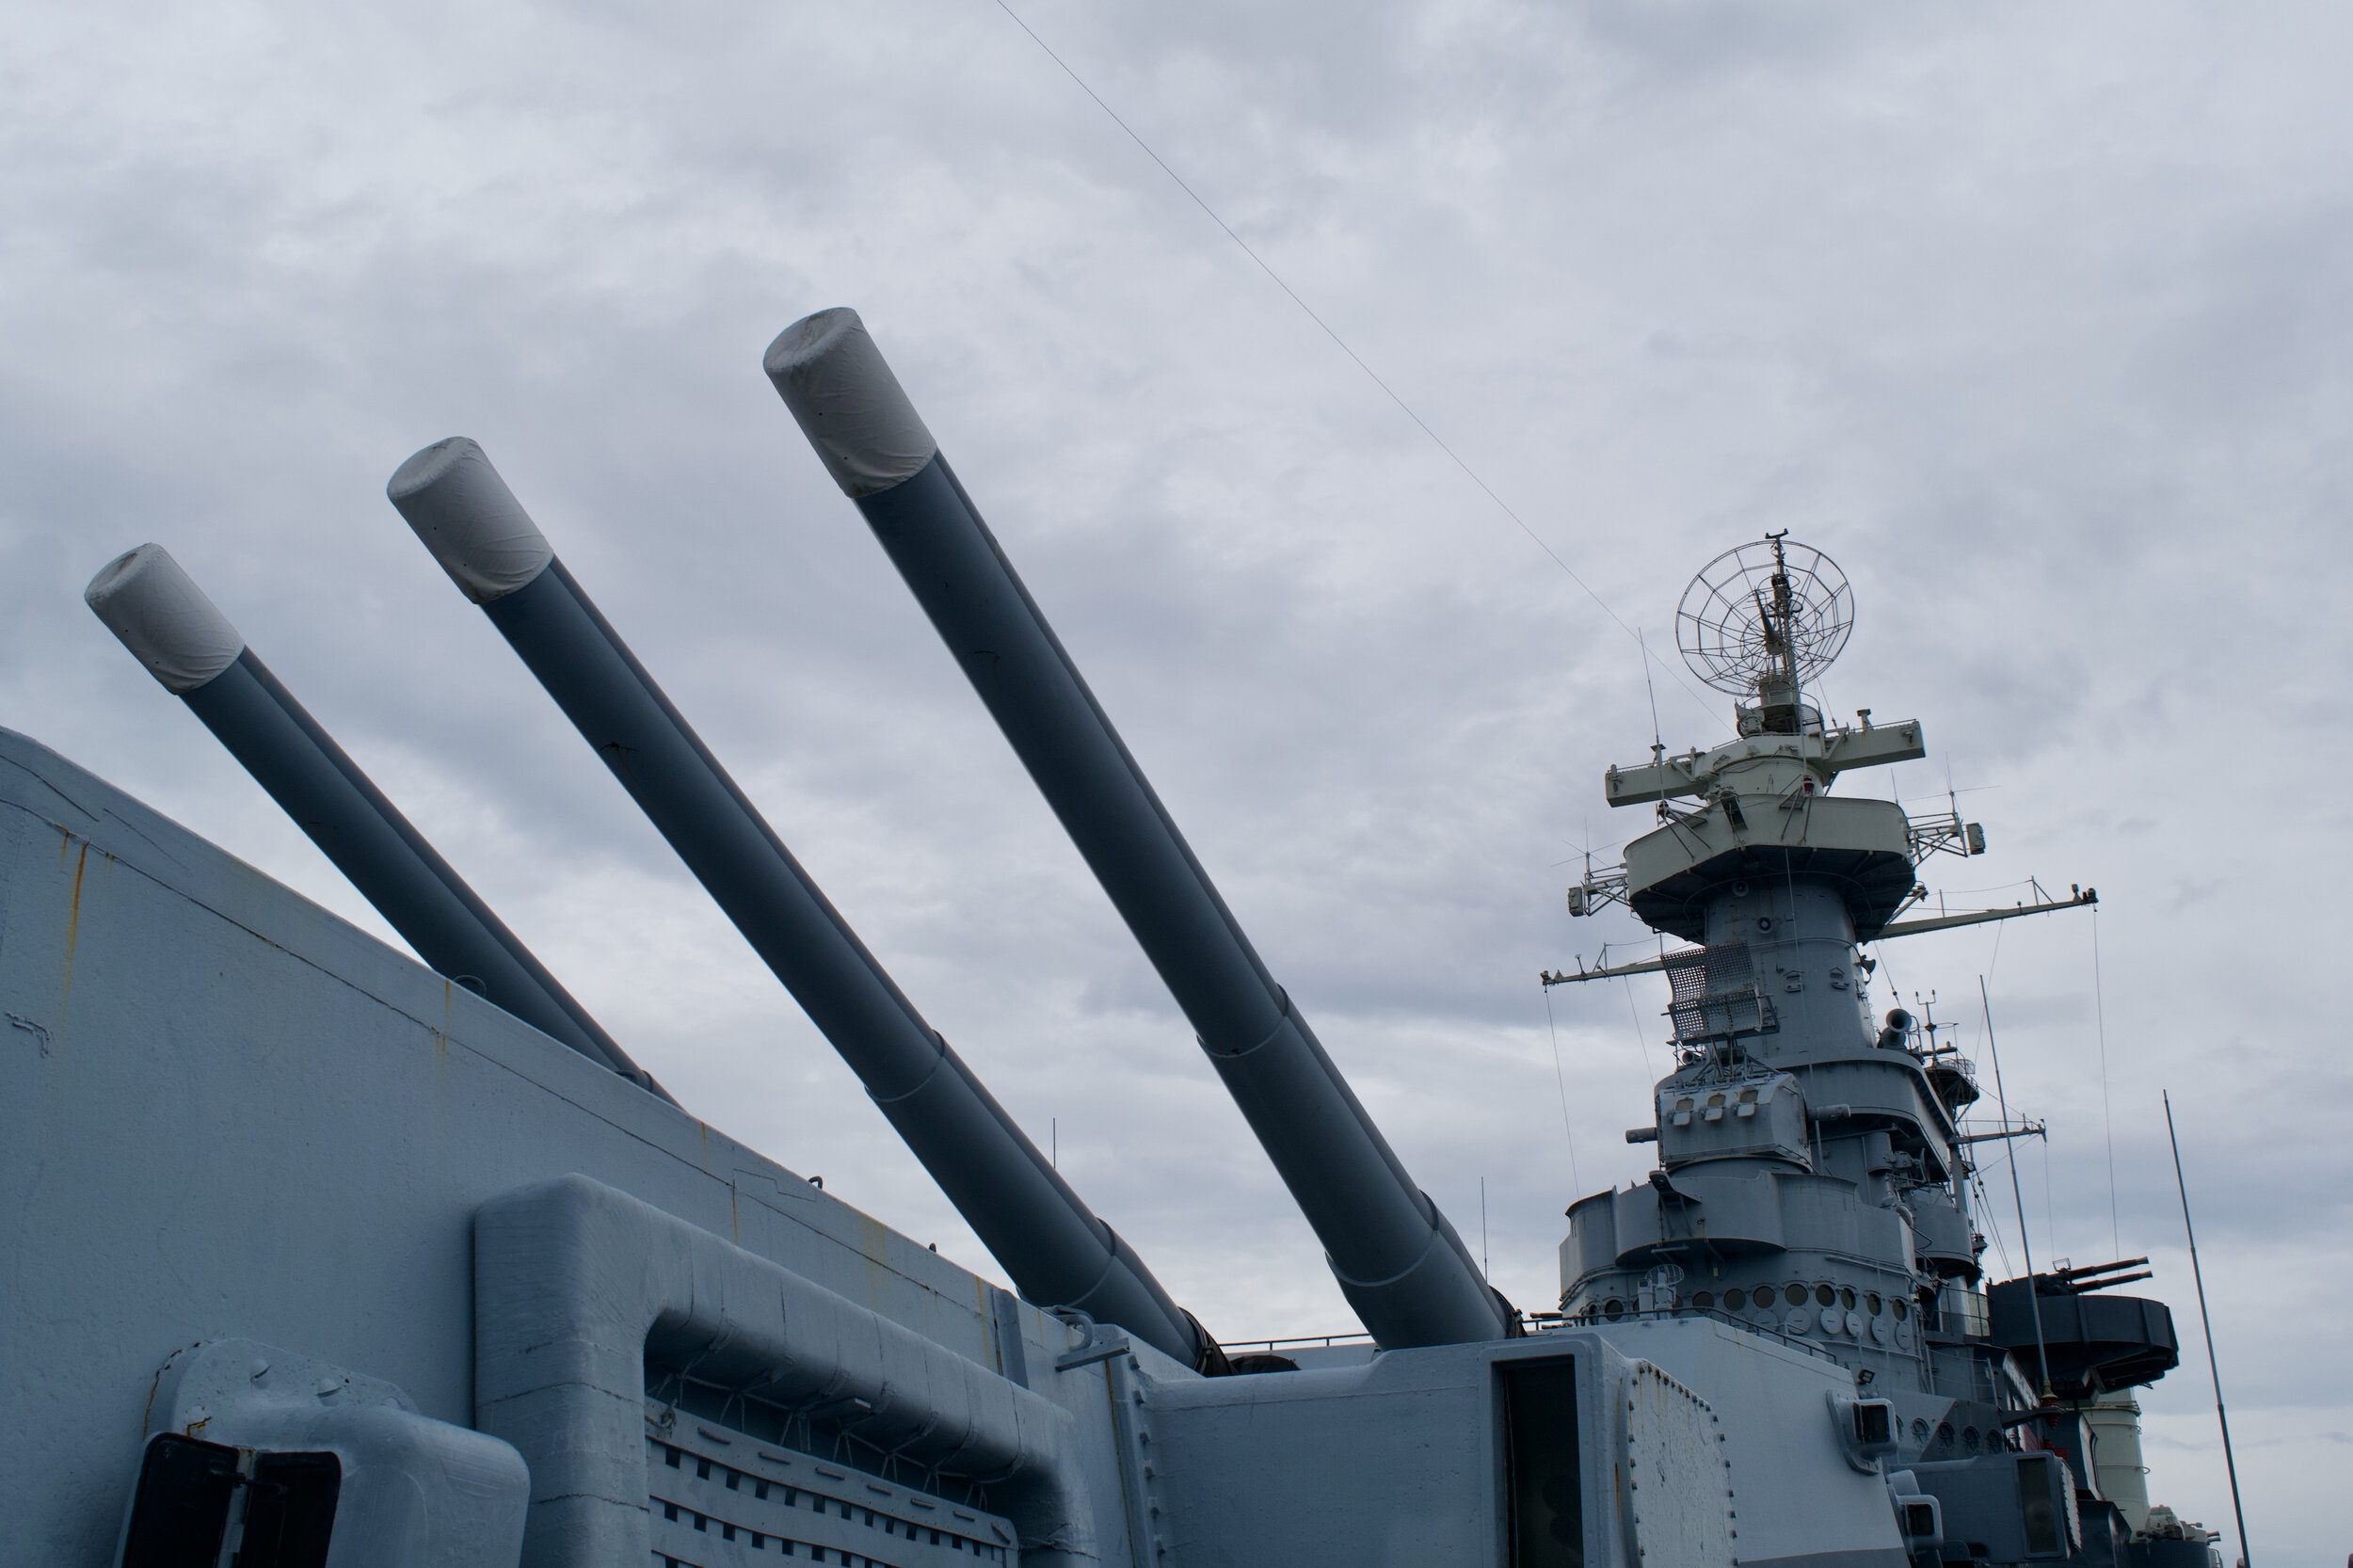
[1816,1284,1837,1307]
[1733,880,1752,897]
[1911,1417,1930,1443]
[1961,1427,1981,1453]
[1840,1287,1857,1310]
[1692,1290,1715,1309]
[1936,1422,1955,1448]
[1785,1284,1808,1307]
[1757,916,1775,932]
[1866,1292,1883,1315]
[1894,1299,1910,1322]
[1724,1288,1747,1311]
[1602,1298,1625,1321]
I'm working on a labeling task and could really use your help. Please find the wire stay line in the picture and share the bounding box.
[991,0,1719,724]
[1980,975,2051,1396]
[2164,1091,2251,1568]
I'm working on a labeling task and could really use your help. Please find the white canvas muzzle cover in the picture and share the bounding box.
[386,438,556,604]
[763,308,939,499]
[84,543,246,694]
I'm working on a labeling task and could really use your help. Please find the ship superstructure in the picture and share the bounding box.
[1552,536,2202,1566]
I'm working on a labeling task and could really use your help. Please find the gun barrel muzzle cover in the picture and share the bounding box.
[387,438,555,604]
[764,308,938,499]
[85,543,246,694]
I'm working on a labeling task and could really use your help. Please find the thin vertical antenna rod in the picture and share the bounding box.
[1481,1176,1490,1281]
[1766,530,1801,717]
[2164,1090,2251,1568]
[1639,629,1665,760]
[1980,975,2051,1397]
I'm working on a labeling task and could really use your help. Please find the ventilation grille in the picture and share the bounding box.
[1661,941,1777,1043]
[645,1404,1016,1568]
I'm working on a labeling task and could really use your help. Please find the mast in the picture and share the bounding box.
[1552,532,2163,1463]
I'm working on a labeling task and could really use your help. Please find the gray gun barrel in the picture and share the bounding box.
[84,543,672,1104]
[762,309,1513,1350]
[385,438,1213,1370]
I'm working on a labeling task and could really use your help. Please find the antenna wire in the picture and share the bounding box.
[2164,1090,2251,1568]
[990,0,1720,720]
[2092,907,2121,1256]
[1981,974,2051,1397]
[1543,986,1583,1195]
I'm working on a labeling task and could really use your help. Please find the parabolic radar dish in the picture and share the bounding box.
[1675,536,1854,698]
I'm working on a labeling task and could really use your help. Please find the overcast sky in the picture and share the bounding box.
[4,1,2345,1556]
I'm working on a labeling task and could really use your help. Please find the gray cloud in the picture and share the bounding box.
[6,0,2346,1554]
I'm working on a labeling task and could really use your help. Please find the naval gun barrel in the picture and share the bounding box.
[763,310,1513,1350]
[385,439,1212,1370]
[84,543,671,1102]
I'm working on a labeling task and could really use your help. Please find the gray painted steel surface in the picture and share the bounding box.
[476,1174,1097,1568]
[385,438,1209,1371]
[765,307,1512,1352]
[0,719,1881,1568]
[1554,533,2187,1566]
[131,1338,530,1566]
[0,728,1144,1568]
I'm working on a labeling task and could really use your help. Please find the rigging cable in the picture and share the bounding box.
[1980,974,2051,1396]
[991,0,1718,723]
[1542,985,1583,1195]
[2162,1090,2251,1568]
[2091,905,2121,1256]
[1972,1167,2017,1280]
[2041,1137,2057,1272]
[1622,974,1657,1087]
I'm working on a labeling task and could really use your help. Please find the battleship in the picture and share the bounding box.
[1,306,2217,1568]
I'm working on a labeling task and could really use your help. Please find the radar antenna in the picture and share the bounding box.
[1675,534,1853,718]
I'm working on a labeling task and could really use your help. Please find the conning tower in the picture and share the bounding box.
[1552,536,2156,1478]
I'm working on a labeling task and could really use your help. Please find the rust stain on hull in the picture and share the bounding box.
[57,839,88,1022]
